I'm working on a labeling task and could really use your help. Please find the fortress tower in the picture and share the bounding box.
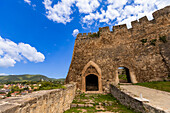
[66,6,170,93]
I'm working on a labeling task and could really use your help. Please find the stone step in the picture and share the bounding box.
[85,91,103,94]
[71,103,93,108]
[119,83,132,85]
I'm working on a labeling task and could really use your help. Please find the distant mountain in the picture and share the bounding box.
[0,74,65,83]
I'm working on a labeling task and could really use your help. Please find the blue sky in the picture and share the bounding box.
[0,0,169,79]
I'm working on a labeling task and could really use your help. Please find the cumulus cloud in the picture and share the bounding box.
[42,0,170,28]
[72,29,79,37]
[43,0,75,24]
[76,0,100,14]
[43,0,100,24]
[24,0,31,5]
[0,36,45,68]
[82,0,170,28]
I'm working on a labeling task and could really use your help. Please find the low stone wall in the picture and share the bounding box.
[0,83,76,113]
[110,84,166,113]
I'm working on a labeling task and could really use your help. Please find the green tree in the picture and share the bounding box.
[7,92,11,97]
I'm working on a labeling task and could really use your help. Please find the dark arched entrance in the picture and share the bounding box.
[86,74,98,91]
[118,67,131,83]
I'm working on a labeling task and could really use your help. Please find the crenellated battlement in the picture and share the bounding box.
[76,5,170,40]
[139,16,149,23]
[99,26,110,32]
[113,24,127,31]
[76,32,100,40]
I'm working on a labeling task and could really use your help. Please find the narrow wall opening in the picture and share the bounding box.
[86,74,98,91]
[118,67,131,83]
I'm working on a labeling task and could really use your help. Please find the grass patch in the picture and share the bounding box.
[95,94,137,113]
[72,99,86,104]
[135,81,170,92]
[64,107,96,113]
[78,93,88,99]
[94,94,117,102]
[119,74,128,80]
[65,93,138,113]
[64,108,82,113]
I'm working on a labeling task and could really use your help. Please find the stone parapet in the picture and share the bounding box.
[110,84,168,113]
[0,83,76,113]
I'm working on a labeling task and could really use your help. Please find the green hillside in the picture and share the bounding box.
[0,74,65,83]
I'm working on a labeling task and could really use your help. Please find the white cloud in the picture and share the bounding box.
[0,73,8,76]
[72,29,79,37]
[24,0,31,5]
[107,0,128,8]
[76,0,100,13]
[82,0,170,28]
[0,36,45,68]
[43,0,76,24]
[42,0,170,29]
[43,0,100,24]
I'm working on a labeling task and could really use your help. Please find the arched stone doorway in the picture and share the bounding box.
[118,67,131,83]
[115,66,137,84]
[86,74,98,91]
[81,61,102,93]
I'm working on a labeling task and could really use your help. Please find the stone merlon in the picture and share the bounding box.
[76,6,170,40]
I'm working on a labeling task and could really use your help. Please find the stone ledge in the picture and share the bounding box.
[110,84,168,113]
[0,83,76,113]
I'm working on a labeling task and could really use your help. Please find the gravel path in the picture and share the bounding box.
[120,85,170,112]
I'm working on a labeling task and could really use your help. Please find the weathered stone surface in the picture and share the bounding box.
[71,104,77,108]
[77,104,84,107]
[110,84,170,113]
[66,6,170,93]
[87,104,93,107]
[0,83,76,113]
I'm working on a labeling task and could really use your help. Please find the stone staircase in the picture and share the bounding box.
[64,91,136,113]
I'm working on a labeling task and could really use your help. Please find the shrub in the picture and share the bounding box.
[150,39,157,46]
[6,92,11,97]
[159,36,167,43]
[39,81,65,90]
[89,30,101,38]
[141,39,147,45]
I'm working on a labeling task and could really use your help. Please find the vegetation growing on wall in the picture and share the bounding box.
[150,39,157,46]
[89,30,101,38]
[141,36,167,46]
[159,36,167,43]
[140,39,147,45]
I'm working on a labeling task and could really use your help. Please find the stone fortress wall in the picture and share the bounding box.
[0,83,76,113]
[66,6,170,93]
